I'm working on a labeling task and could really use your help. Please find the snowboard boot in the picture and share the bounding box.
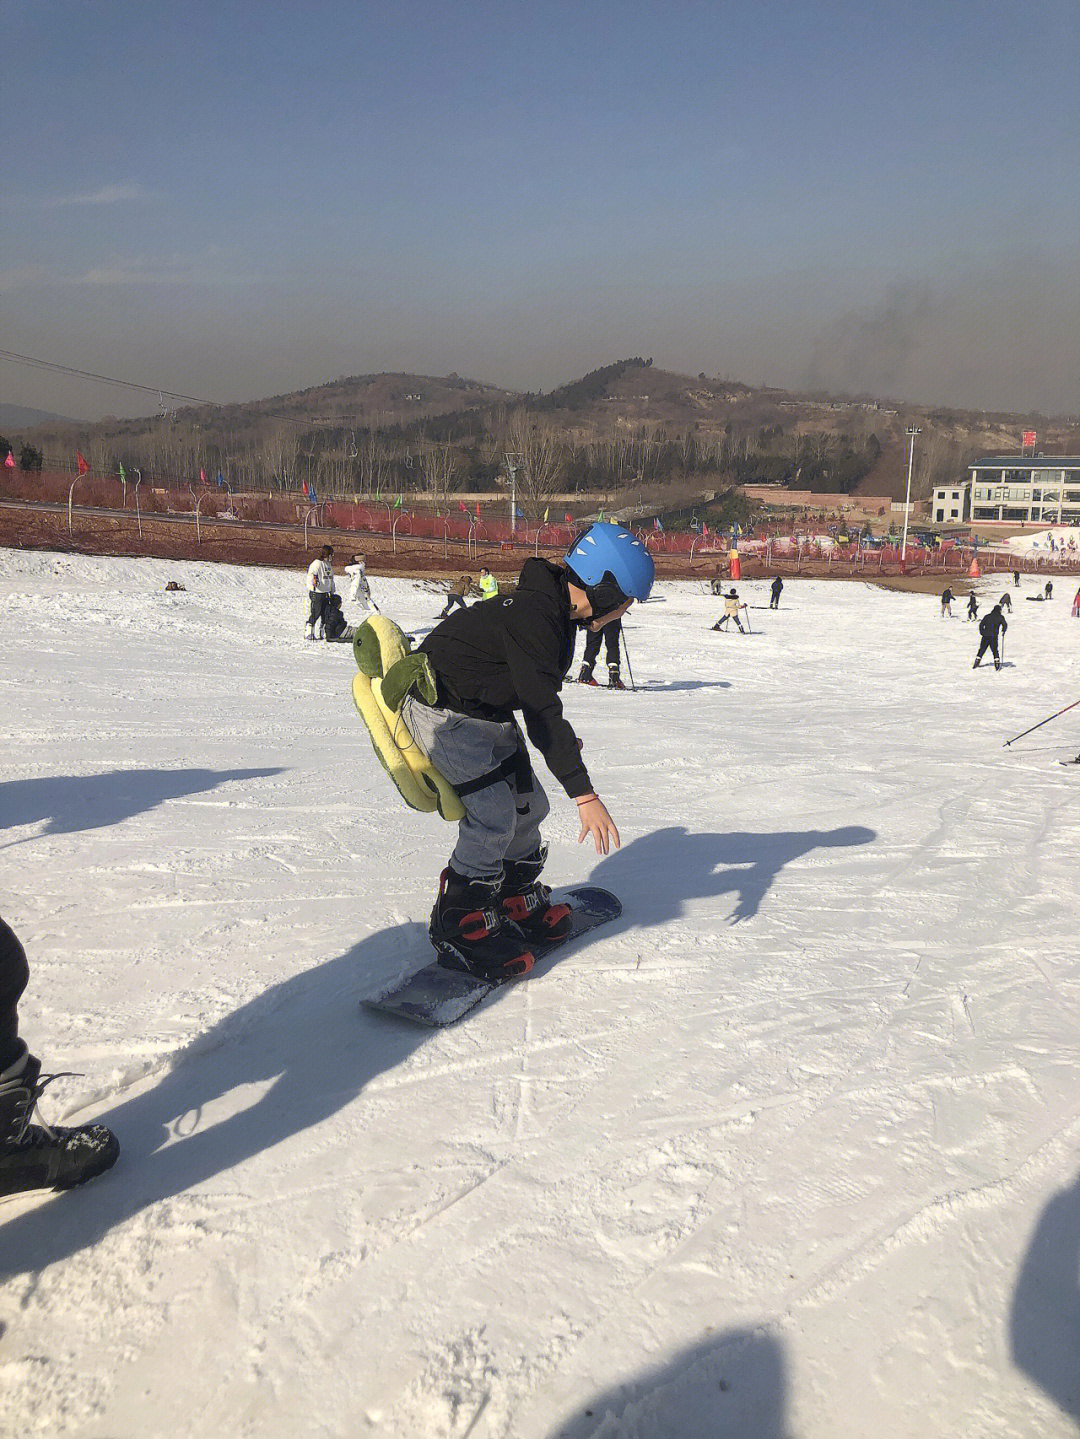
[0,1043,120,1197]
[607,665,626,691]
[430,868,535,981]
[499,847,572,941]
[577,663,599,686]
[305,623,316,641]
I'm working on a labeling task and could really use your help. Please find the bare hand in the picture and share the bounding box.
[576,797,620,855]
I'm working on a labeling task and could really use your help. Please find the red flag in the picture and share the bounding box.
[3,452,14,469]
[564,512,573,524]
[76,451,90,475]
[199,467,207,484]
[458,500,468,513]
[475,502,481,518]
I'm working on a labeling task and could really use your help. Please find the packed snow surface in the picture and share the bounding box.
[2,547,1080,1439]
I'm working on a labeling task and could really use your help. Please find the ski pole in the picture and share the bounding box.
[1003,696,1080,746]
[622,630,637,691]
[742,604,752,635]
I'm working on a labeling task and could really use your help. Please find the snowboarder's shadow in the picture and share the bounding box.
[590,823,876,927]
[547,1327,790,1438]
[0,766,284,837]
[631,680,732,692]
[1011,1166,1080,1425]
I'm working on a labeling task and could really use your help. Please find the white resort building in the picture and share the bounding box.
[967,456,1080,524]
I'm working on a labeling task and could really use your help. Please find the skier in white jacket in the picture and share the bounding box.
[344,553,378,613]
[305,545,336,640]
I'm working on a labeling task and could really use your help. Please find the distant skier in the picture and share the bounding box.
[478,567,499,601]
[0,915,119,1195]
[967,593,979,621]
[1013,568,1021,587]
[439,574,473,618]
[769,575,784,610]
[1000,592,1013,613]
[713,588,747,633]
[941,586,954,617]
[973,604,1007,671]
[305,544,335,641]
[1045,580,1054,600]
[578,615,625,689]
[401,523,654,980]
[345,553,379,613]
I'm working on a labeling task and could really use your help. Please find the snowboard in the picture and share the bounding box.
[364,885,621,1027]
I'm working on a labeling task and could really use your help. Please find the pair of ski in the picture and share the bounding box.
[364,886,621,1027]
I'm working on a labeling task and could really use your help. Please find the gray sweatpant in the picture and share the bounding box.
[401,695,550,879]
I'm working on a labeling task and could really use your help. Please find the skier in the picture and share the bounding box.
[1000,592,1013,613]
[305,544,335,641]
[712,588,746,633]
[941,586,954,617]
[578,615,625,689]
[344,553,378,613]
[769,575,784,610]
[973,603,1007,670]
[1013,568,1021,588]
[967,593,979,622]
[1045,580,1054,600]
[401,522,654,980]
[478,567,499,601]
[0,915,119,1195]
[438,574,473,618]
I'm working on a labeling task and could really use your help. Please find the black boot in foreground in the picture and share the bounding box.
[499,846,573,941]
[0,1044,119,1197]
[431,869,535,981]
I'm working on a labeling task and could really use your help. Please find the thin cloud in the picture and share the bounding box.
[0,252,261,291]
[6,185,158,209]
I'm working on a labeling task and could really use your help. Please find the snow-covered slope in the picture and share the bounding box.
[1,547,1079,1438]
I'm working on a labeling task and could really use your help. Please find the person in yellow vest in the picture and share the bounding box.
[478,567,499,601]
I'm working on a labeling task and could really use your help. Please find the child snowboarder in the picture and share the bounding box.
[344,553,378,613]
[941,586,954,617]
[305,545,335,640]
[713,588,747,633]
[578,615,625,689]
[1000,591,1013,613]
[974,603,1007,670]
[0,915,119,1195]
[967,593,979,621]
[769,575,784,609]
[322,593,354,642]
[401,522,654,980]
[478,567,499,601]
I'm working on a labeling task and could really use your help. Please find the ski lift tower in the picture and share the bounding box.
[901,426,921,564]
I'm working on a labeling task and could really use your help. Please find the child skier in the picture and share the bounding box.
[974,604,1007,670]
[967,593,979,621]
[1000,592,1013,613]
[0,915,119,1195]
[578,615,625,689]
[344,553,378,613]
[712,588,747,633]
[305,545,335,640]
[941,586,954,617]
[401,522,654,980]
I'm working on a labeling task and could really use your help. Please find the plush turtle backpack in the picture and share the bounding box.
[351,616,464,820]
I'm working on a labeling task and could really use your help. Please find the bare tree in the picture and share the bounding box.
[505,410,565,516]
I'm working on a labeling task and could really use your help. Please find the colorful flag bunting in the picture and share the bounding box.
[653,516,664,532]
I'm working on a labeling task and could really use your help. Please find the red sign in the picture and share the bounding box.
[1022,430,1037,448]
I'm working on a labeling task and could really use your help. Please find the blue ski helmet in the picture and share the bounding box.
[564,522,655,610]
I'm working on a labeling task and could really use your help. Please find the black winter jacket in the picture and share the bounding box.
[979,609,1007,641]
[420,558,591,797]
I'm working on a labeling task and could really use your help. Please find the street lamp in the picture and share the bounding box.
[504,452,523,534]
[901,426,921,564]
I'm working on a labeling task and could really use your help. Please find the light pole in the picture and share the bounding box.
[504,452,523,534]
[901,425,921,564]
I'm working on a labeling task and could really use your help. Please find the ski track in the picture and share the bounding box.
[1,548,1079,1437]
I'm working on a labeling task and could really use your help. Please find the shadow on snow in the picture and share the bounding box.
[1011,1168,1080,1425]
[0,822,875,1277]
[0,767,285,836]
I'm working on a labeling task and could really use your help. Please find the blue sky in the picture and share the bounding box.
[2,0,1078,418]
